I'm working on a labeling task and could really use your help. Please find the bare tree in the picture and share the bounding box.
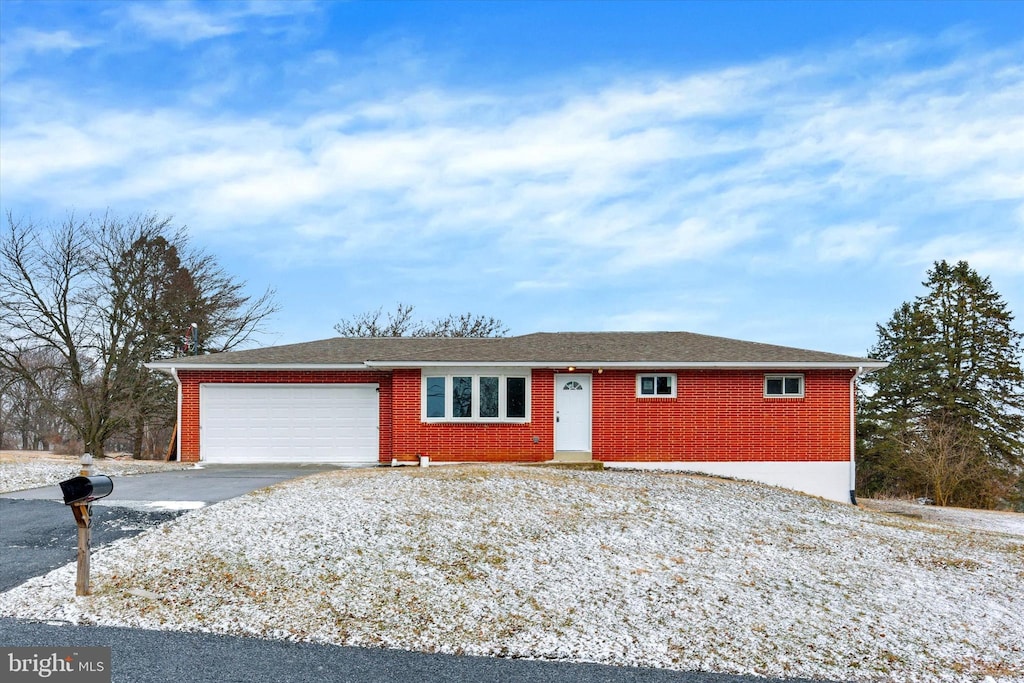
[335,303,507,338]
[898,418,993,507]
[334,303,417,337]
[0,212,278,458]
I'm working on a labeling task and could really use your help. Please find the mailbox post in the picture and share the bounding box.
[59,475,113,596]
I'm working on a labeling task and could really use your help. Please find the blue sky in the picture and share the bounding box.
[1,1,1022,356]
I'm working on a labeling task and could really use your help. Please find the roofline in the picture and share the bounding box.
[368,361,887,370]
[145,362,371,371]
[147,360,887,371]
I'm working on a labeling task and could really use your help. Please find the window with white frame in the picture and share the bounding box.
[423,370,530,421]
[764,374,804,397]
[636,373,676,398]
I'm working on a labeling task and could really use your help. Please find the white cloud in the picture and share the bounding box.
[797,223,898,263]
[2,33,1023,293]
[119,0,318,44]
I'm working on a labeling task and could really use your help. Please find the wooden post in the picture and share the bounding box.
[71,504,92,596]
[164,424,178,462]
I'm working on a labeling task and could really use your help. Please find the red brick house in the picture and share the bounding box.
[148,332,884,503]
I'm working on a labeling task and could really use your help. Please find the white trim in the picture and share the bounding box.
[850,366,864,501]
[636,372,677,398]
[764,373,805,398]
[421,369,531,423]
[555,373,592,451]
[148,360,887,371]
[146,362,369,371]
[603,461,853,503]
[372,360,888,370]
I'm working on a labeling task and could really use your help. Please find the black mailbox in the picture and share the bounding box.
[59,475,113,505]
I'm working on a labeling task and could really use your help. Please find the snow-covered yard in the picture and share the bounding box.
[1,465,1021,682]
[0,450,191,493]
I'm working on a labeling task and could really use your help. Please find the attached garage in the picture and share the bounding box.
[199,383,379,464]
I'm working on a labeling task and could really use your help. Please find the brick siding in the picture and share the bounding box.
[175,367,853,463]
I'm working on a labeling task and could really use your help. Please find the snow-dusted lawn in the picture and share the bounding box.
[2,465,1021,682]
[0,451,191,493]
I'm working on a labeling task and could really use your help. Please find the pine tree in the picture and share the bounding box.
[859,260,1024,508]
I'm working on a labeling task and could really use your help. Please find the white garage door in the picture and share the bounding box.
[200,384,379,464]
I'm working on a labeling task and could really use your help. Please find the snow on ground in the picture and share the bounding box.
[0,451,191,493]
[1,465,1021,682]
[862,499,1024,538]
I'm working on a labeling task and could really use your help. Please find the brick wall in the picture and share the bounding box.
[591,369,853,462]
[175,367,853,464]
[388,369,554,462]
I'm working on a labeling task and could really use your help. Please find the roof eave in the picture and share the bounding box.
[145,362,371,371]
[147,360,887,372]
[365,360,888,370]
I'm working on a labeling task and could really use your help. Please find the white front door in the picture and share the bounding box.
[555,373,592,451]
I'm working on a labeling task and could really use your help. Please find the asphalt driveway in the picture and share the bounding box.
[1,465,349,592]
[1,463,352,507]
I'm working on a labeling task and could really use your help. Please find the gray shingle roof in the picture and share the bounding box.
[148,331,881,369]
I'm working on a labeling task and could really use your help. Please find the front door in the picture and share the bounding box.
[555,373,592,451]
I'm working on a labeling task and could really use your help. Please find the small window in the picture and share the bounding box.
[507,377,526,418]
[637,373,676,398]
[452,376,473,417]
[479,376,499,418]
[764,374,804,397]
[426,377,445,418]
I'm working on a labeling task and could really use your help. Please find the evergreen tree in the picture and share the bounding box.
[859,260,1024,508]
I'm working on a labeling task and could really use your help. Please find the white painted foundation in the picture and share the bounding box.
[603,461,853,503]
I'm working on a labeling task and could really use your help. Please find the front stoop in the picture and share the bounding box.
[531,452,603,471]
[527,460,604,471]
[553,451,594,463]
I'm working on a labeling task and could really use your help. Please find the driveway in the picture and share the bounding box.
[1,463,353,508]
[0,464,356,591]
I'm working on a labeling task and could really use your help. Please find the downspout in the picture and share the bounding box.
[171,367,182,462]
[849,366,863,505]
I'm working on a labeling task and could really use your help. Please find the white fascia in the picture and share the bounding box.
[365,360,889,370]
[144,363,370,371]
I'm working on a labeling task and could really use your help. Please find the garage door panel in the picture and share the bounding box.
[200,384,379,464]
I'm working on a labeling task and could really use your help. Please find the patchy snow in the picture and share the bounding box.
[0,452,190,494]
[1,465,1021,682]
[862,499,1024,538]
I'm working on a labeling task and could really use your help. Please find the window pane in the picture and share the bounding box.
[640,376,655,395]
[426,377,445,417]
[784,377,802,395]
[656,376,672,395]
[452,376,473,418]
[765,378,783,395]
[479,376,499,417]
[506,377,526,418]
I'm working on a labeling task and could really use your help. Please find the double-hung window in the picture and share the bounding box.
[423,370,530,422]
[764,374,804,398]
[636,373,676,398]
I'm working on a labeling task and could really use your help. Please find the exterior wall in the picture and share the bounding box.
[174,367,855,497]
[389,369,554,462]
[590,369,854,463]
[176,370,392,463]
